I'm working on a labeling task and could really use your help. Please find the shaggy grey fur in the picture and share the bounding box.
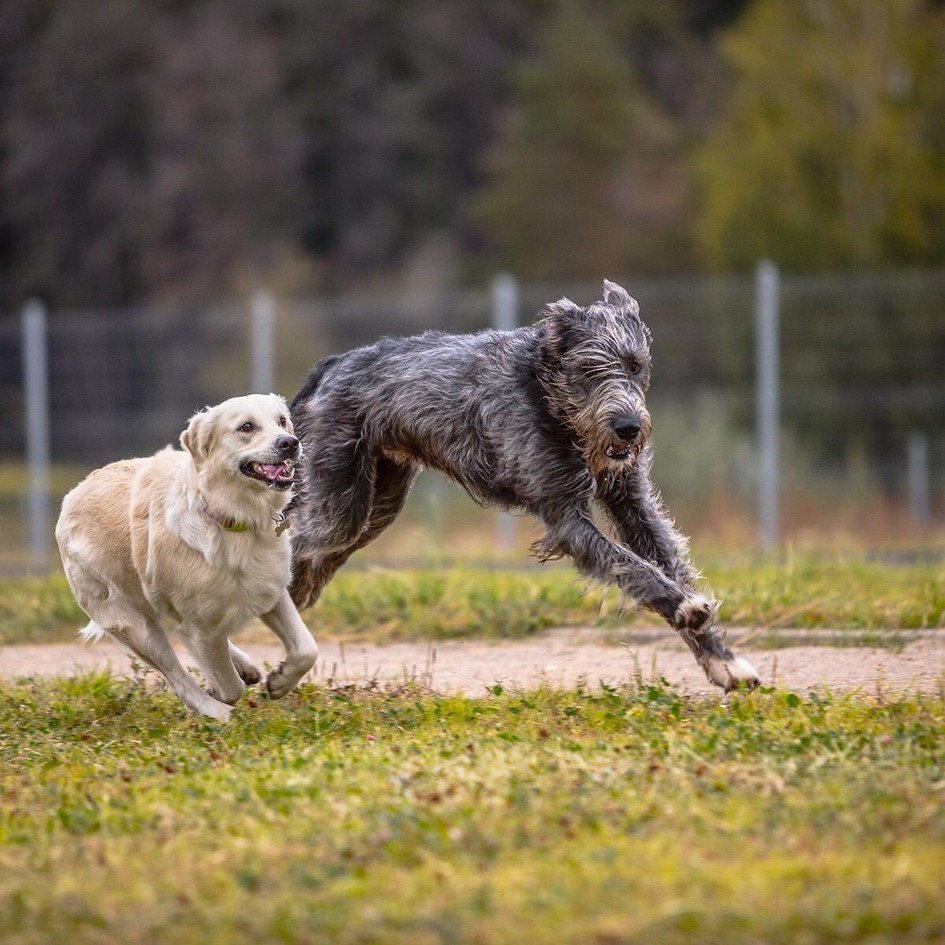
[289,280,758,690]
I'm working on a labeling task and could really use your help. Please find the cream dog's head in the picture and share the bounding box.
[180,394,299,493]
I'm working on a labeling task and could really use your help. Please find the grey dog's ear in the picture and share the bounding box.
[180,407,216,464]
[602,280,640,317]
[537,297,586,356]
[539,297,584,323]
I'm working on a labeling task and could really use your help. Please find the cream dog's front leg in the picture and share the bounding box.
[179,628,247,706]
[259,590,319,698]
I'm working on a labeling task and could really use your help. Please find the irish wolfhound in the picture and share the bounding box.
[288,281,759,690]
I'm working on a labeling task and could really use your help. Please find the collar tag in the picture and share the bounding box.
[273,511,291,537]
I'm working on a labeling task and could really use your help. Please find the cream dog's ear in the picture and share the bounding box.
[180,407,216,464]
[271,393,294,434]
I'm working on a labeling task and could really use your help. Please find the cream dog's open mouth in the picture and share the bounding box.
[240,459,295,490]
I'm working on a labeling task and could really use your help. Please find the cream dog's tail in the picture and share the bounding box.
[78,621,107,644]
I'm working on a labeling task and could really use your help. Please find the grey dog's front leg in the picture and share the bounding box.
[538,508,704,629]
[597,463,760,688]
[540,508,758,691]
[596,459,698,589]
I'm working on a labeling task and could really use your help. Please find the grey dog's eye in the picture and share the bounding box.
[239,421,255,433]
[626,359,641,375]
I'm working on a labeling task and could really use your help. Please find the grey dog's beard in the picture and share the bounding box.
[585,440,642,476]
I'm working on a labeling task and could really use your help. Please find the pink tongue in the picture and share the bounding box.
[262,464,284,480]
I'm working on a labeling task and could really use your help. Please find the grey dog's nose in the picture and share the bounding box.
[612,416,642,441]
[275,434,299,454]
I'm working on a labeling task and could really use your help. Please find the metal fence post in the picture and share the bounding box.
[755,260,780,551]
[907,431,931,527]
[22,299,51,570]
[250,290,276,394]
[491,274,518,555]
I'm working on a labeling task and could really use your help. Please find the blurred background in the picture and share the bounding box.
[1,0,944,574]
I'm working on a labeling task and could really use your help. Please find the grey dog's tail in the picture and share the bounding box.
[290,354,342,411]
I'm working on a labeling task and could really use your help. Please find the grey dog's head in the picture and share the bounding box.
[537,280,652,475]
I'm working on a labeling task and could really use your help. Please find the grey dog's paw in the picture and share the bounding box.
[703,655,761,692]
[673,593,715,631]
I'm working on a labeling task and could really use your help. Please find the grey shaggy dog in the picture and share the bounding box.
[289,280,759,691]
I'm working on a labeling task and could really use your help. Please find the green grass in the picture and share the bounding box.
[0,675,944,944]
[3,554,944,645]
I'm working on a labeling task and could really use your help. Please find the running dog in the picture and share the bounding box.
[288,281,758,691]
[56,393,319,719]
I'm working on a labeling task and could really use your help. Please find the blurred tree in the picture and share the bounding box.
[697,0,945,271]
[1,0,156,306]
[0,0,781,308]
[281,0,529,290]
[473,4,694,280]
[142,1,304,304]
[1,0,303,308]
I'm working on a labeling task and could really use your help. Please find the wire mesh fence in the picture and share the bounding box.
[1,267,943,574]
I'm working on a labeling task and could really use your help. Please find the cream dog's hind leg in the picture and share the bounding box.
[228,642,263,685]
[63,555,234,719]
[110,618,235,720]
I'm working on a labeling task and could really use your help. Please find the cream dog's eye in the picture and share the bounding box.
[279,416,287,428]
[239,421,255,433]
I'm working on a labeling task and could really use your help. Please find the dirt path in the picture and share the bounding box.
[2,629,944,696]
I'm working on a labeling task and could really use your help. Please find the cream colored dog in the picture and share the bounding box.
[55,393,318,719]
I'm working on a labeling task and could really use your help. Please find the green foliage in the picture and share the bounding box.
[3,555,943,645]
[697,0,945,270]
[6,0,945,305]
[472,5,690,279]
[3,0,718,305]
[1,677,944,943]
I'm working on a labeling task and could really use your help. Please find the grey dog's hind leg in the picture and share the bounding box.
[291,456,418,610]
[294,426,378,557]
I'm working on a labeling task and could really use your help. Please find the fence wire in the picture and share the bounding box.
[1,268,943,573]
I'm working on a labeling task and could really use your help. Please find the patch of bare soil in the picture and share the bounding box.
[2,629,943,696]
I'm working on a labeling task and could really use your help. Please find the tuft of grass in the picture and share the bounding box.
[713,554,945,631]
[314,567,628,640]
[0,574,88,644]
[3,554,943,646]
[0,675,944,944]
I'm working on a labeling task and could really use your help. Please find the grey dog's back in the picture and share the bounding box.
[294,329,532,396]
[290,327,558,504]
